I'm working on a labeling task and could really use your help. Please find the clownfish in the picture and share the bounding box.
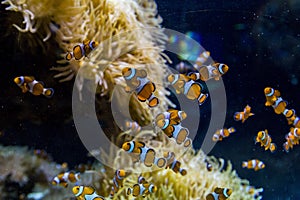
[234,105,254,123]
[125,120,141,134]
[206,187,232,200]
[167,73,208,105]
[242,159,265,171]
[264,87,281,106]
[212,127,236,142]
[155,109,187,125]
[66,39,98,60]
[127,176,157,198]
[193,51,211,71]
[156,118,192,147]
[110,169,127,197]
[52,171,80,187]
[163,152,187,176]
[283,127,300,152]
[122,67,159,107]
[14,76,54,97]
[240,183,263,198]
[122,141,166,168]
[264,87,287,114]
[283,109,297,125]
[271,97,288,115]
[72,186,105,200]
[255,129,277,153]
[197,63,229,82]
[293,117,300,128]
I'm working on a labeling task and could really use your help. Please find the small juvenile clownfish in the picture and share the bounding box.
[283,109,297,125]
[255,129,277,153]
[14,76,54,98]
[167,73,208,105]
[234,105,254,123]
[163,152,187,176]
[155,109,187,125]
[72,186,105,200]
[156,118,192,147]
[124,120,141,134]
[212,127,236,142]
[66,39,99,61]
[206,187,232,200]
[283,127,300,152]
[110,169,127,197]
[122,141,166,168]
[242,159,265,171]
[122,67,159,107]
[240,183,263,198]
[193,51,211,71]
[52,171,80,188]
[197,63,229,82]
[127,176,157,198]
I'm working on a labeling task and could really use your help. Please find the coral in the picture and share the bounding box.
[98,131,263,200]
[0,145,69,199]
[2,0,172,122]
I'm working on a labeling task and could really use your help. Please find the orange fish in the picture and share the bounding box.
[167,73,208,105]
[122,141,166,168]
[264,87,281,106]
[66,39,98,60]
[52,171,80,187]
[283,109,297,125]
[255,129,277,153]
[110,169,127,197]
[155,109,187,125]
[127,176,157,198]
[122,67,159,107]
[14,76,54,97]
[212,127,236,142]
[164,152,187,176]
[206,187,232,200]
[197,63,229,81]
[242,159,265,171]
[194,51,211,70]
[264,87,287,114]
[234,105,254,123]
[155,118,192,147]
[125,120,141,134]
[283,127,300,152]
[72,186,105,200]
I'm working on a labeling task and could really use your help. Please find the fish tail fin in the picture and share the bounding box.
[270,143,277,153]
[198,93,208,106]
[228,127,236,133]
[43,88,54,98]
[242,161,247,168]
[148,94,159,107]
